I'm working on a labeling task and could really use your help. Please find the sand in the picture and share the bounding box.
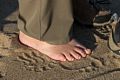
[0,0,120,80]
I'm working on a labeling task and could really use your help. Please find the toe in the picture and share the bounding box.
[85,49,91,55]
[63,53,74,61]
[58,54,67,61]
[74,48,87,58]
[70,51,81,60]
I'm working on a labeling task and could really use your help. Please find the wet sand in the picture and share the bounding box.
[0,0,120,80]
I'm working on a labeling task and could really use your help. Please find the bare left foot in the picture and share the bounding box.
[19,31,91,61]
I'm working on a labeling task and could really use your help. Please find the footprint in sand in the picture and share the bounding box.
[79,66,97,73]
[57,56,105,72]
[89,56,104,68]
[60,62,96,73]
[59,60,96,73]
[17,52,57,72]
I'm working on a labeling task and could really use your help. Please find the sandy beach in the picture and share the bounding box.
[0,0,120,80]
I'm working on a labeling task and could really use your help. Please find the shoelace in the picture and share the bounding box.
[95,24,112,37]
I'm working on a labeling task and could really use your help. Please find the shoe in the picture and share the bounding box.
[89,0,112,38]
[92,12,114,39]
[108,13,120,55]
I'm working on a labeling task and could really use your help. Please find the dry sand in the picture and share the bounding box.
[0,0,120,80]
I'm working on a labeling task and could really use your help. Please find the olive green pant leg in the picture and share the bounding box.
[18,0,74,44]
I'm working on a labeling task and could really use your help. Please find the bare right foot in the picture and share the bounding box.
[19,31,91,61]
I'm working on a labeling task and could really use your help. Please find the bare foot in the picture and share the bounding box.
[19,31,91,61]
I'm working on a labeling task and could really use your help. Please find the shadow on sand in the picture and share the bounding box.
[0,0,18,31]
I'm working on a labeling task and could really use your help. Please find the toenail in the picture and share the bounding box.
[78,56,81,59]
[71,58,74,61]
[83,55,87,58]
[85,49,91,54]
[63,59,66,61]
